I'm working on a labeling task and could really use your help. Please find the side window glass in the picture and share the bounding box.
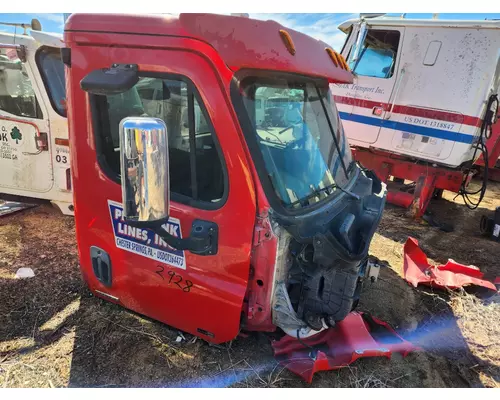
[0,49,42,119]
[37,47,66,116]
[353,29,401,79]
[96,77,225,205]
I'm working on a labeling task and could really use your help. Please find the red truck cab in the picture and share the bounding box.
[64,13,386,344]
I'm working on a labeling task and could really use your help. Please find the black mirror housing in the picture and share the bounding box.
[81,64,139,95]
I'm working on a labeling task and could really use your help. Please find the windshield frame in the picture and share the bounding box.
[230,69,356,216]
[35,46,67,118]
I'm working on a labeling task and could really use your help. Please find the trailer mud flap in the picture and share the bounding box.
[403,237,499,292]
[271,312,416,384]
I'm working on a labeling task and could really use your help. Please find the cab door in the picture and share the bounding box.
[340,26,405,145]
[0,46,52,193]
[68,42,257,344]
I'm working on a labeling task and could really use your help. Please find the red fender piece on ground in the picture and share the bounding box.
[403,237,498,292]
[271,312,417,384]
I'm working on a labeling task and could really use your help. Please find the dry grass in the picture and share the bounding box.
[0,180,499,387]
[451,291,500,387]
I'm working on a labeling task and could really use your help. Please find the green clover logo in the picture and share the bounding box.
[10,127,22,144]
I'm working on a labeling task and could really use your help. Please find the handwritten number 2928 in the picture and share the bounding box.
[155,266,193,292]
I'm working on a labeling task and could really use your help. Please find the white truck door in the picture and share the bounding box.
[0,46,52,193]
[378,27,498,168]
[337,26,405,145]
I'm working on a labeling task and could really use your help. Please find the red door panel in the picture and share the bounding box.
[67,40,256,343]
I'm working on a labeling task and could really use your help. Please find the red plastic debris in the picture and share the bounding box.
[271,312,416,384]
[403,237,498,292]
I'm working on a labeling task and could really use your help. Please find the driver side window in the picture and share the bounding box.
[93,76,225,206]
[353,29,400,79]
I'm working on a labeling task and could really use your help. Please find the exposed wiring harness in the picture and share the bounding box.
[296,328,318,359]
[456,94,499,210]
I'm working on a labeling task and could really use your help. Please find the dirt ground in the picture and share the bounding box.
[0,181,499,388]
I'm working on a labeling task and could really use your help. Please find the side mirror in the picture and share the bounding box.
[119,116,219,256]
[120,117,170,223]
[81,64,139,96]
[31,18,42,32]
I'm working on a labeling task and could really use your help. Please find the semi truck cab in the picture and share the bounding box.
[64,13,386,343]
[0,25,74,214]
[333,16,500,169]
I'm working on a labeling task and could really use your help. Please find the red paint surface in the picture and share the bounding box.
[65,13,353,85]
[272,312,416,384]
[353,148,464,218]
[403,237,498,292]
[64,13,353,343]
[244,210,278,332]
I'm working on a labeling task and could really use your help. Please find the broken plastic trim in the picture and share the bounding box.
[403,237,498,292]
[272,311,416,384]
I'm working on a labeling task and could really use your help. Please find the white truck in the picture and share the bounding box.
[331,15,500,216]
[0,20,73,215]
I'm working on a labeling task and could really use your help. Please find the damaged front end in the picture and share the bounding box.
[270,168,386,337]
[233,71,386,337]
[243,167,387,338]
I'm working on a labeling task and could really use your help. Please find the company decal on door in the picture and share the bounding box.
[335,83,386,98]
[1,122,25,161]
[108,200,186,270]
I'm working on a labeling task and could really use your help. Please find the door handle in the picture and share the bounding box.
[22,132,48,155]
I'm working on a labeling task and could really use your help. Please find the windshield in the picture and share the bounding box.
[353,47,395,78]
[238,75,353,209]
[0,49,42,119]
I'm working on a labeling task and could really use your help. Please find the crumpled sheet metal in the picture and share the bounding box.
[271,312,416,384]
[403,237,498,292]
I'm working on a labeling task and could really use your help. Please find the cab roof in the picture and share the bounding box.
[65,13,353,84]
[338,16,500,33]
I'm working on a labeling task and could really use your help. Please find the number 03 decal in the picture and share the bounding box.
[155,265,193,293]
[56,154,68,164]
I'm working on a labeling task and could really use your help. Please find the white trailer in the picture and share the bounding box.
[0,21,73,215]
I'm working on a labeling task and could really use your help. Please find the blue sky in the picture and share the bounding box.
[1,13,500,50]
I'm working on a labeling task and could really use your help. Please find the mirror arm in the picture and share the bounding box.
[126,218,219,256]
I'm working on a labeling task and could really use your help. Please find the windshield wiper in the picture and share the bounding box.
[286,181,359,209]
